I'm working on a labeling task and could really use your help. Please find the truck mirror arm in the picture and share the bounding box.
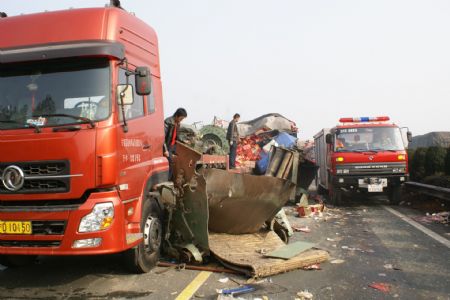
[117,58,132,133]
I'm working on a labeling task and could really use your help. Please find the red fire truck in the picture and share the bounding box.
[314,117,412,205]
[0,5,168,272]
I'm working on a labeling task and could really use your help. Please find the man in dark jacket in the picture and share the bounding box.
[226,113,240,169]
[164,108,187,179]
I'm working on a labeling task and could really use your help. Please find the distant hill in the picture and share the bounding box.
[409,132,450,149]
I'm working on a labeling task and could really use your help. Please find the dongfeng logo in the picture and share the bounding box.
[2,165,25,191]
[368,156,374,161]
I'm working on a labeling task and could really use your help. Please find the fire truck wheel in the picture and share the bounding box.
[329,189,342,206]
[124,198,163,273]
[0,255,37,267]
[388,186,402,205]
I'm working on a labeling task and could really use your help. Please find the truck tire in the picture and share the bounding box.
[123,196,163,273]
[388,186,402,205]
[0,255,37,267]
[329,188,342,206]
[317,184,326,196]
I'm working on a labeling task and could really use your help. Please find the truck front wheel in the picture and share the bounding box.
[388,185,402,205]
[329,187,342,206]
[123,197,163,273]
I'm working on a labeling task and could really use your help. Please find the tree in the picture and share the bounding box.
[410,147,426,181]
[424,146,446,176]
[407,148,415,175]
[445,148,450,176]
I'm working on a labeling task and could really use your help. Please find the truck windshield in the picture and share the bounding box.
[335,127,405,152]
[0,58,110,130]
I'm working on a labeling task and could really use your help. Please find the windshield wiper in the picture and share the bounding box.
[371,148,398,152]
[352,149,376,153]
[35,114,95,128]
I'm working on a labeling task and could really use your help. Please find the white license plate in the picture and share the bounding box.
[368,184,383,192]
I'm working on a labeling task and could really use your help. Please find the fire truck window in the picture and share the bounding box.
[335,127,405,152]
[118,69,144,120]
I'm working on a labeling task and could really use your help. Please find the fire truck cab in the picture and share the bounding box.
[0,6,168,272]
[314,117,412,205]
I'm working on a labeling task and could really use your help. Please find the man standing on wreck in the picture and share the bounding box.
[227,113,240,169]
[164,108,188,179]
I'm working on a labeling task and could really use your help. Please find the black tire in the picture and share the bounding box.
[388,185,402,205]
[273,222,289,244]
[329,188,342,206]
[0,255,37,267]
[317,184,326,196]
[123,196,163,273]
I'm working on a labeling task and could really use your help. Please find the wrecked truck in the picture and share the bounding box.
[0,5,324,275]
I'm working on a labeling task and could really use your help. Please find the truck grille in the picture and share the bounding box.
[336,163,407,176]
[0,240,61,247]
[22,162,66,176]
[32,220,66,235]
[0,160,70,194]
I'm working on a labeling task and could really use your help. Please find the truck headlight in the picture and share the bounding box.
[78,202,114,233]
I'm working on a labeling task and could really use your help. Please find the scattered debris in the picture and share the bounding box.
[218,277,230,283]
[157,262,239,274]
[330,259,345,264]
[217,285,257,297]
[383,264,402,271]
[369,282,390,293]
[326,238,335,242]
[378,273,387,277]
[293,226,311,233]
[297,204,325,218]
[303,264,321,271]
[413,212,449,225]
[296,290,314,300]
[256,248,269,255]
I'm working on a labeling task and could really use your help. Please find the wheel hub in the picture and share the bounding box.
[143,216,162,253]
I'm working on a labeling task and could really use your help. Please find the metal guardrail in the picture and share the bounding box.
[405,181,450,202]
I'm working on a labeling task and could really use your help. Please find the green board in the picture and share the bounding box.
[265,241,316,260]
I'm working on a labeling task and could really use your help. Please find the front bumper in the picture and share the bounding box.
[331,174,408,190]
[0,190,141,255]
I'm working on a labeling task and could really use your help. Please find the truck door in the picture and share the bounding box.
[116,68,152,200]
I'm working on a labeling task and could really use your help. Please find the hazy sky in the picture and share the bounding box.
[2,0,449,139]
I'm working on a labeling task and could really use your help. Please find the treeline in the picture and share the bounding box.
[408,147,450,187]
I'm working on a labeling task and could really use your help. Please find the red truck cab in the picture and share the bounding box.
[315,117,412,205]
[0,6,168,272]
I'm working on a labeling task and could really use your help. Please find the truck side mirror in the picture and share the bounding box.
[117,84,134,105]
[135,66,151,95]
[326,133,333,144]
[407,131,413,143]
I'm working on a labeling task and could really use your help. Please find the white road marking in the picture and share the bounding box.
[383,205,450,249]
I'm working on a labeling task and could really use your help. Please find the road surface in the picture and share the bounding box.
[1,196,449,299]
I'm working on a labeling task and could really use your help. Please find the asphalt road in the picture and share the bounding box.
[1,196,449,300]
